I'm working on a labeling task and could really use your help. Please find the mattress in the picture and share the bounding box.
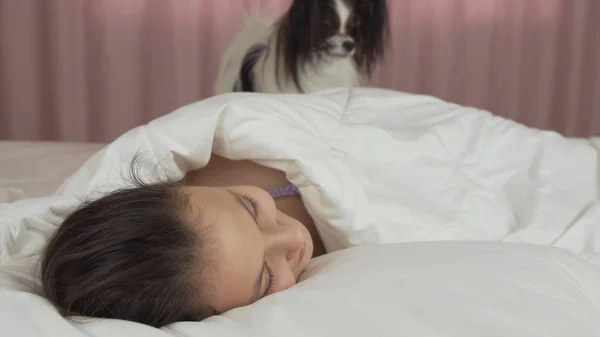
[0,141,104,203]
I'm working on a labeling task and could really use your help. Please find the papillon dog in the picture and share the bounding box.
[215,0,389,94]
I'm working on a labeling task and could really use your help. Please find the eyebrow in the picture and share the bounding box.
[225,190,265,302]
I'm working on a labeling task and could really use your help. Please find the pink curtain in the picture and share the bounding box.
[1,0,599,142]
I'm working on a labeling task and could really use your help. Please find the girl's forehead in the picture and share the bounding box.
[183,187,229,221]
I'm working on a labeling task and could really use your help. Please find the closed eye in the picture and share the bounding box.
[264,264,275,296]
[241,194,260,217]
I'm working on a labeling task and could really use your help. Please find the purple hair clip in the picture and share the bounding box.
[267,183,300,199]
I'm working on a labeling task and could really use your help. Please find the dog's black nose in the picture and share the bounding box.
[342,41,355,52]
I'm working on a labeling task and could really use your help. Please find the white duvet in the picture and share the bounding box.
[2,88,600,336]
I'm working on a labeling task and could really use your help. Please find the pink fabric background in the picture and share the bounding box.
[0,0,599,142]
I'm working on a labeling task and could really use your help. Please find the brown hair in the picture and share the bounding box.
[40,176,215,327]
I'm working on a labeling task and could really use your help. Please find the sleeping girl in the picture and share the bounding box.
[41,155,326,327]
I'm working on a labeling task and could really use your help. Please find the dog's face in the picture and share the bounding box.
[294,0,388,63]
[320,0,365,58]
[278,0,388,90]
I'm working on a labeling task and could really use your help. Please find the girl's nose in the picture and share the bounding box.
[266,225,304,253]
[265,212,304,254]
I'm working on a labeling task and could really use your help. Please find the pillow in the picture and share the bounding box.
[171,241,600,336]
[3,241,600,336]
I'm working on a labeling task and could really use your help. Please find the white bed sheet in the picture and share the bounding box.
[0,141,104,202]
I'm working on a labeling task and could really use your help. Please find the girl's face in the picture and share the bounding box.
[182,186,313,313]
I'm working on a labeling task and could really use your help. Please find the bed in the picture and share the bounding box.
[0,141,105,203]
[2,88,600,336]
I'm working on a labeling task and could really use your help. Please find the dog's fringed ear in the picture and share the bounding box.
[276,0,323,92]
[355,0,389,77]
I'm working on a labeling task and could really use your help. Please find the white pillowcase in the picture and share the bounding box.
[3,242,600,336]
[171,242,600,337]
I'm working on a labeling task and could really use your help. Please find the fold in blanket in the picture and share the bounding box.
[2,87,600,266]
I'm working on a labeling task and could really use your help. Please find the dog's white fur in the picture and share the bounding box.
[214,0,360,95]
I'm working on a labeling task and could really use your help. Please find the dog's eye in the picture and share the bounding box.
[323,20,337,34]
